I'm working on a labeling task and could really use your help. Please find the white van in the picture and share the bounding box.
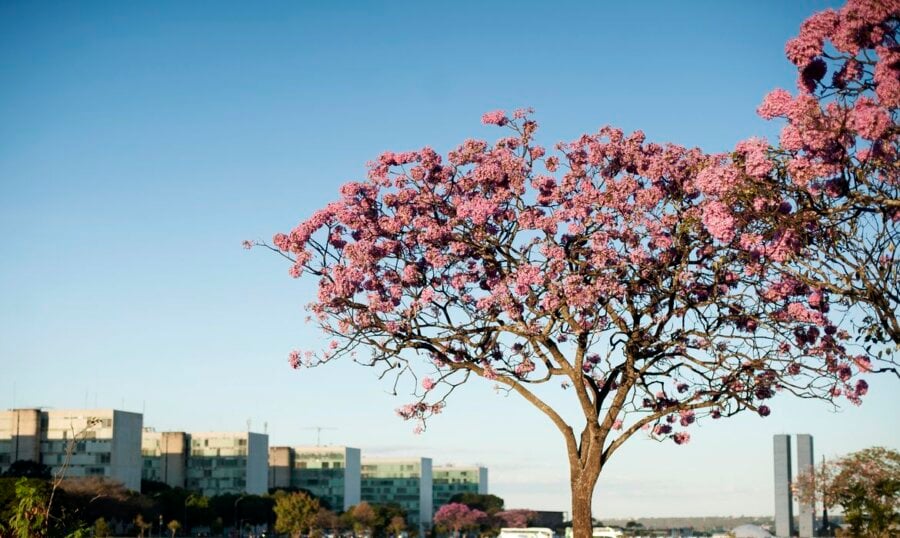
[498,528,555,538]
[564,527,624,538]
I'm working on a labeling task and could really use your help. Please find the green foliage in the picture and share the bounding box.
[9,478,50,538]
[834,448,900,537]
[1,461,52,480]
[93,517,111,537]
[796,447,900,538]
[349,501,377,535]
[273,491,320,538]
[372,503,408,537]
[448,493,505,515]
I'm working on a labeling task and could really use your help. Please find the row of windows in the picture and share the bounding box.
[294,460,343,469]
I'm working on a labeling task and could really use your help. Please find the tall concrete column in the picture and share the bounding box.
[797,434,815,538]
[268,446,292,490]
[160,432,188,489]
[773,435,793,538]
[11,409,42,464]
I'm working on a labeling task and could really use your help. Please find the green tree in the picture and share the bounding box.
[93,517,111,537]
[9,478,49,538]
[316,508,342,536]
[349,501,377,537]
[795,447,900,538]
[386,515,407,537]
[1,461,52,480]
[373,503,408,537]
[274,491,321,538]
[448,493,505,515]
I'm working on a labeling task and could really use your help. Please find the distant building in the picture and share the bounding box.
[268,445,361,511]
[796,434,815,538]
[563,527,623,538]
[142,430,268,496]
[362,457,433,532]
[773,434,793,538]
[432,464,487,511]
[772,434,816,538]
[141,430,188,489]
[530,511,564,530]
[0,408,143,491]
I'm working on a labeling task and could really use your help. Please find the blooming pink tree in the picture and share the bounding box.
[494,509,536,529]
[733,0,900,363]
[434,503,487,536]
[255,2,895,537]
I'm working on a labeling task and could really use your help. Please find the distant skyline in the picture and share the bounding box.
[2,0,896,518]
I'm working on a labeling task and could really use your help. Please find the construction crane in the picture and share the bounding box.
[302,426,337,446]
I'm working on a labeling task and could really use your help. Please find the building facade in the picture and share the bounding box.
[142,431,268,496]
[432,465,488,511]
[141,430,189,489]
[773,434,793,538]
[0,408,143,491]
[773,433,816,538]
[268,445,361,511]
[362,457,432,532]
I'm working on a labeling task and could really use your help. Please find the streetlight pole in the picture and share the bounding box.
[234,495,245,538]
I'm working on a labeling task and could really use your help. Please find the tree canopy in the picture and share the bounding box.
[258,1,898,536]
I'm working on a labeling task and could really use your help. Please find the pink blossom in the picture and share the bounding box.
[786,302,827,325]
[702,200,737,243]
[612,419,623,431]
[481,110,508,126]
[515,359,535,376]
[734,138,773,178]
[853,355,872,373]
[289,350,302,369]
[673,432,691,445]
[422,377,436,391]
[758,405,771,417]
[758,89,794,119]
[850,97,891,140]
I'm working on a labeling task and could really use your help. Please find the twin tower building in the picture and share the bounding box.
[0,408,487,532]
[773,434,815,538]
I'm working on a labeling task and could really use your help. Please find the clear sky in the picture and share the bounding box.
[2,0,896,519]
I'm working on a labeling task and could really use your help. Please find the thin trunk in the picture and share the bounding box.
[570,435,603,538]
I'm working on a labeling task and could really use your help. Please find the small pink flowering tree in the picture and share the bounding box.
[434,503,487,537]
[256,2,894,537]
[494,509,536,529]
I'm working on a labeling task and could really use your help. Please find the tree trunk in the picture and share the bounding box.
[570,466,601,538]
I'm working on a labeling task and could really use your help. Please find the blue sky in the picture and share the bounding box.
[3,0,896,518]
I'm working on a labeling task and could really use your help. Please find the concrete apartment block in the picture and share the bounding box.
[362,457,433,533]
[185,432,269,496]
[269,446,361,510]
[0,409,41,466]
[433,465,488,511]
[797,434,815,538]
[0,408,143,491]
[773,434,793,538]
